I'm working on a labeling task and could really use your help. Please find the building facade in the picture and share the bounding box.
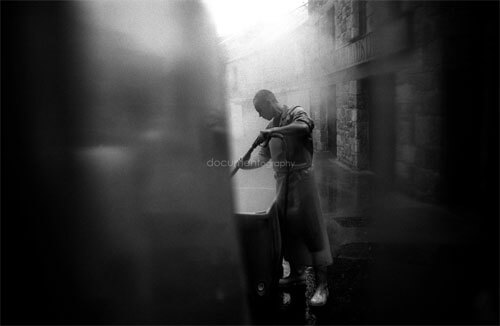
[224,0,498,202]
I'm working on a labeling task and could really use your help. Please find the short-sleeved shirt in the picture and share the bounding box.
[258,105,314,172]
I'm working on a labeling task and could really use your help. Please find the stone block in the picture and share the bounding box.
[337,107,345,121]
[338,102,348,113]
[344,145,352,157]
[348,94,365,110]
[344,108,351,121]
[348,127,355,138]
[414,116,442,148]
[351,109,358,121]
[338,82,350,95]
[337,123,346,133]
[347,95,355,110]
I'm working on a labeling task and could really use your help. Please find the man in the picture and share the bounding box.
[238,89,332,306]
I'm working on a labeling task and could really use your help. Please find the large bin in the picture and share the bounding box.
[235,202,282,299]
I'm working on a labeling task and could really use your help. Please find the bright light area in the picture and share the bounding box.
[204,0,307,37]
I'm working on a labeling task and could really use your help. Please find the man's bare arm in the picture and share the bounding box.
[261,121,310,138]
[238,152,270,170]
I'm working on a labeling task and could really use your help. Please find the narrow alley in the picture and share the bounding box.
[227,0,498,324]
[1,1,497,325]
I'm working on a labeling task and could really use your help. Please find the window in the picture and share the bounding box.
[328,6,335,39]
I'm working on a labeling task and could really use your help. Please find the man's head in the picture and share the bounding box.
[253,89,280,121]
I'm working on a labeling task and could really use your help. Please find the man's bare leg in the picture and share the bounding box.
[310,265,329,306]
[279,261,306,287]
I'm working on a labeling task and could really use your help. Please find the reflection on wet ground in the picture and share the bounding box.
[247,269,316,325]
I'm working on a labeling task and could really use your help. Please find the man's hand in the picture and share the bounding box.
[254,128,274,147]
[260,129,273,138]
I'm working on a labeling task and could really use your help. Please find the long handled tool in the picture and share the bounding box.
[230,136,265,177]
[231,133,285,178]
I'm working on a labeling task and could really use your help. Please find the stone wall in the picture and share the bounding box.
[224,0,466,200]
[311,0,449,200]
[336,80,368,169]
[393,4,446,199]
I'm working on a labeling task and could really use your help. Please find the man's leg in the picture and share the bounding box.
[279,260,307,287]
[315,265,328,289]
[310,265,329,306]
[290,261,306,276]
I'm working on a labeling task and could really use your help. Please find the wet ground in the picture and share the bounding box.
[233,150,374,324]
[231,143,498,324]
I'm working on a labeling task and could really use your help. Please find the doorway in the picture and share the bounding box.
[322,84,337,156]
[365,74,396,185]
